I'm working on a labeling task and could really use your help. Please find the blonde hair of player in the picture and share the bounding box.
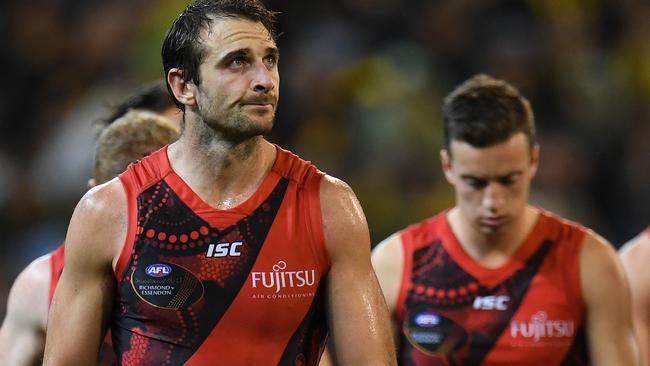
[94,110,181,184]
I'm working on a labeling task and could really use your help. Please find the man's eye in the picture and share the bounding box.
[465,178,486,189]
[499,176,518,186]
[264,55,277,66]
[230,57,247,67]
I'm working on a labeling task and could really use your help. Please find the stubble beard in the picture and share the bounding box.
[199,102,275,143]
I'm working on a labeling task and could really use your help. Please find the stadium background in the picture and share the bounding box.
[0,0,649,319]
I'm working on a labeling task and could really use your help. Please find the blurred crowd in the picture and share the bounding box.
[1,0,649,319]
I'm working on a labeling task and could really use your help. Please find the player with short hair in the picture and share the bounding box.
[99,80,182,130]
[0,110,180,366]
[372,74,639,365]
[44,1,396,365]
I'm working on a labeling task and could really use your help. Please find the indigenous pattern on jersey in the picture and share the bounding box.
[114,146,329,366]
[396,209,589,366]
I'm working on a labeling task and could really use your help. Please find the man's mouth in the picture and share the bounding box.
[481,216,507,227]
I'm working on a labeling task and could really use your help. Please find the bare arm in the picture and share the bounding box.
[43,180,126,366]
[582,231,640,366]
[321,175,396,365]
[371,233,405,342]
[620,232,650,366]
[0,256,51,366]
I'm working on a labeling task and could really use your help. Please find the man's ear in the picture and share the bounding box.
[529,144,540,179]
[167,68,196,107]
[440,149,454,184]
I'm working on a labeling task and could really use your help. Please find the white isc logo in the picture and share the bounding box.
[473,295,510,311]
[206,242,243,258]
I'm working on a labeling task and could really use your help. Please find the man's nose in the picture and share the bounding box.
[251,61,276,93]
[482,182,506,212]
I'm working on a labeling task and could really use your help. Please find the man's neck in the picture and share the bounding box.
[447,206,539,268]
[167,117,276,210]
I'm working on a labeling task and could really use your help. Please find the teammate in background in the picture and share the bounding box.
[372,74,638,365]
[44,1,395,365]
[0,110,180,366]
[99,80,182,131]
[620,226,650,366]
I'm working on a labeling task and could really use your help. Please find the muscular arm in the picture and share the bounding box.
[0,256,51,366]
[620,232,650,366]
[320,176,396,365]
[581,231,640,366]
[371,233,405,342]
[43,180,126,366]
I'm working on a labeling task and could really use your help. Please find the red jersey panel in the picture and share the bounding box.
[48,244,65,305]
[114,145,329,366]
[396,209,589,366]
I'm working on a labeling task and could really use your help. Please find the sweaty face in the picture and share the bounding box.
[194,17,280,139]
[442,133,539,236]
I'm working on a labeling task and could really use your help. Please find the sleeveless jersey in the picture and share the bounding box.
[48,244,65,305]
[396,209,589,366]
[113,145,329,366]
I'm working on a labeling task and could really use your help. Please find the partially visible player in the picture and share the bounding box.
[620,226,650,366]
[372,74,639,365]
[99,80,182,131]
[0,110,180,366]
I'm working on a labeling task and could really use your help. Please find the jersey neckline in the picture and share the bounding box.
[441,207,547,286]
[160,144,284,228]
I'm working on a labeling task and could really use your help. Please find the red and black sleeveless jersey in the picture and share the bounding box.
[113,145,329,366]
[396,209,589,366]
[48,244,65,305]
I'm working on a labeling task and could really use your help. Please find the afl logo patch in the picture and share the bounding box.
[414,312,440,328]
[145,263,172,277]
[131,262,204,309]
[404,307,467,356]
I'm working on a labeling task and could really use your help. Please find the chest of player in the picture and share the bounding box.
[112,178,327,361]
[399,240,584,365]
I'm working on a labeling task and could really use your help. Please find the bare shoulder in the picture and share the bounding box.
[620,231,650,272]
[4,254,51,330]
[66,177,127,267]
[319,175,360,213]
[72,177,126,223]
[372,233,404,277]
[580,230,627,300]
[620,231,650,301]
[581,230,621,273]
[0,254,51,366]
[372,232,405,315]
[319,175,370,260]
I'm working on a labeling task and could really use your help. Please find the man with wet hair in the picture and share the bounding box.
[0,110,180,366]
[44,1,395,365]
[373,74,638,365]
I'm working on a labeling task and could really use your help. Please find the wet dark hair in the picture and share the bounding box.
[161,0,278,109]
[99,80,175,127]
[442,74,536,154]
